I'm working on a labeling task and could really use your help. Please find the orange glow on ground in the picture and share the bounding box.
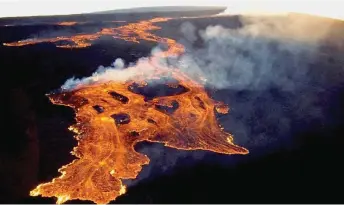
[7,18,248,204]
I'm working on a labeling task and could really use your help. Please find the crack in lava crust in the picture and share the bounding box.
[10,17,250,204]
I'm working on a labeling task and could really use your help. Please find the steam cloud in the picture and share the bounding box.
[61,57,156,90]
[61,14,328,91]
[177,15,331,91]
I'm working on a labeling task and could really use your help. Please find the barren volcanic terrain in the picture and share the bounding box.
[1,7,344,204]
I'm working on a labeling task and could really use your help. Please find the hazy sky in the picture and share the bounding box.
[0,0,229,17]
[0,0,343,19]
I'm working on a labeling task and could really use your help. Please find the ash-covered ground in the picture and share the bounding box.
[1,8,344,203]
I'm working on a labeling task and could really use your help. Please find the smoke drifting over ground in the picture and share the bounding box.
[177,15,329,91]
[61,57,155,90]
[62,14,329,91]
[176,15,329,148]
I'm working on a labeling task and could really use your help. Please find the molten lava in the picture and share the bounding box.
[56,21,79,26]
[7,17,249,204]
[55,20,126,26]
[31,67,248,204]
[3,18,184,56]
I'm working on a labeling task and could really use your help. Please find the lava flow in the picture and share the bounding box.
[56,21,79,26]
[8,17,249,204]
[3,18,184,56]
[55,20,126,26]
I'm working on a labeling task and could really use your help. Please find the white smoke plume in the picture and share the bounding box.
[61,57,156,90]
[61,14,330,92]
[176,15,332,92]
[173,15,332,147]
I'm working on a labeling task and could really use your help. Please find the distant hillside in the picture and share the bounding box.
[92,6,226,14]
[0,6,226,26]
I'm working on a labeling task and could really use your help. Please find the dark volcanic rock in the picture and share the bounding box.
[0,88,39,203]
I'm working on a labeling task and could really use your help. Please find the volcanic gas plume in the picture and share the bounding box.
[6,18,248,204]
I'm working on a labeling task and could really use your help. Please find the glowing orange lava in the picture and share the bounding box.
[56,21,79,26]
[7,18,249,204]
[3,18,184,57]
[55,20,126,26]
